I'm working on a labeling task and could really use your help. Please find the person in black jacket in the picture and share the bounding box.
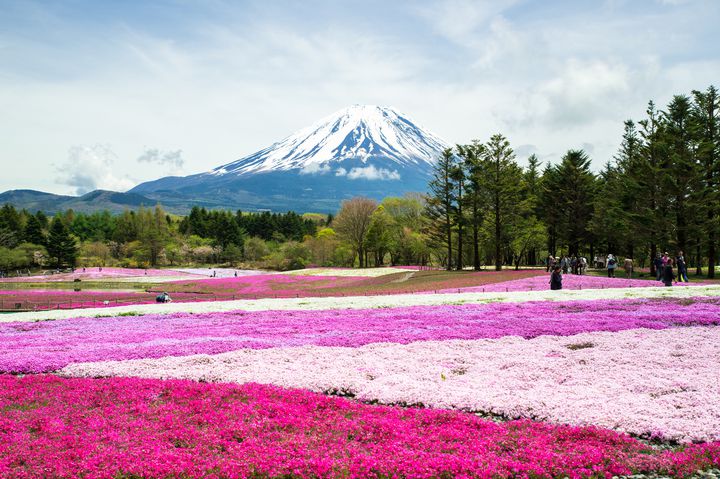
[676,251,689,282]
[662,258,675,287]
[550,265,563,290]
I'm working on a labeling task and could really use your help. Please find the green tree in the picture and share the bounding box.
[47,216,78,268]
[481,134,523,270]
[692,86,720,277]
[550,150,597,256]
[425,148,456,270]
[24,215,46,246]
[457,142,486,270]
[334,197,378,268]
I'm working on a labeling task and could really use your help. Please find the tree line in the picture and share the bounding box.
[0,205,325,272]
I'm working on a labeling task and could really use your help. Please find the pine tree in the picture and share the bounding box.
[637,101,668,274]
[482,134,522,271]
[450,161,466,271]
[692,86,720,278]
[551,150,597,256]
[425,148,456,270]
[662,95,699,262]
[24,215,46,246]
[47,217,78,268]
[458,142,486,271]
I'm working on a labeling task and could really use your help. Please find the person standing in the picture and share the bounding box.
[676,251,689,283]
[550,265,563,290]
[653,253,663,281]
[623,257,633,279]
[561,255,569,274]
[607,254,618,278]
[662,258,675,287]
[546,254,554,272]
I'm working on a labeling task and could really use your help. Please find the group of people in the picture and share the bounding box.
[653,251,689,286]
[550,250,690,290]
[546,255,588,275]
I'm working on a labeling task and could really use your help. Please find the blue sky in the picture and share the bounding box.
[1,0,719,194]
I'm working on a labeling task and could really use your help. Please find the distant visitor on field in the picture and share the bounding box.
[550,265,562,290]
[662,258,675,287]
[624,258,633,279]
[676,251,689,283]
[156,292,172,303]
[606,254,618,278]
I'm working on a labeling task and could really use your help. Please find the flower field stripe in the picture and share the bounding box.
[1,375,719,479]
[5,283,720,323]
[280,266,425,277]
[61,326,720,443]
[0,267,202,283]
[4,297,720,373]
[441,273,707,293]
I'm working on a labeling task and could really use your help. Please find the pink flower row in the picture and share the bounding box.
[441,273,699,293]
[1,375,718,479]
[0,267,189,282]
[3,297,720,373]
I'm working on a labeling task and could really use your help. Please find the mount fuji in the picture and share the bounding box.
[131,105,449,212]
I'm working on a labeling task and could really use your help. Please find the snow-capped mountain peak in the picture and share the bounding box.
[211,105,449,177]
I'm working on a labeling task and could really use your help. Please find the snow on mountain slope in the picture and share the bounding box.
[211,105,449,178]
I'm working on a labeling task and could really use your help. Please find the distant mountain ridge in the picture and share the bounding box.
[0,189,157,214]
[2,105,448,214]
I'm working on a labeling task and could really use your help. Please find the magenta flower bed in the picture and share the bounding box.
[167,273,361,296]
[0,267,190,283]
[0,289,187,310]
[442,273,700,293]
[2,297,719,373]
[1,375,717,479]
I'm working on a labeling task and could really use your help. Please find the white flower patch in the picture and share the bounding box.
[60,326,720,443]
[279,267,413,277]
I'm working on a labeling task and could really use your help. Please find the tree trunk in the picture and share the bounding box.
[446,213,452,271]
[494,192,502,271]
[650,243,657,276]
[696,241,703,276]
[709,238,716,279]
[456,182,464,272]
[473,200,480,271]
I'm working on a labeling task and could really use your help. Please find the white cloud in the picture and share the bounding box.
[335,167,347,176]
[55,145,136,195]
[346,165,401,181]
[137,148,185,169]
[534,58,631,127]
[299,163,331,175]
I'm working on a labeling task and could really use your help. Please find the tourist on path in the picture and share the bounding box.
[653,253,663,280]
[550,265,563,290]
[662,258,675,287]
[623,258,633,279]
[607,254,618,278]
[676,251,689,283]
[561,256,569,274]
